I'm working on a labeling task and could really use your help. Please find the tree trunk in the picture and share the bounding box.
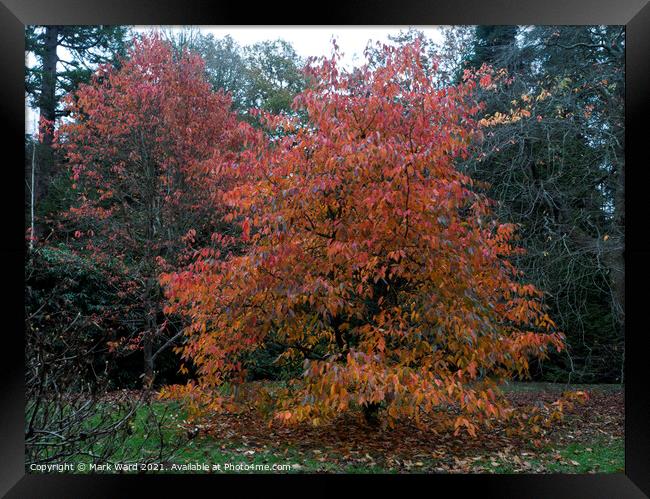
[39,26,58,148]
[143,332,154,389]
[142,144,161,389]
[33,25,59,241]
[142,275,158,389]
[362,402,381,427]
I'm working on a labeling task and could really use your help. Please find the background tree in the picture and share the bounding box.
[163,31,306,122]
[445,26,625,382]
[192,34,250,111]
[241,39,306,116]
[25,25,129,237]
[162,43,564,434]
[58,34,253,387]
[464,26,519,74]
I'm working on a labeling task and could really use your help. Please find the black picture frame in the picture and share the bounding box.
[2,1,649,497]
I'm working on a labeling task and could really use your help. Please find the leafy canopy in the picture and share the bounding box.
[58,34,253,268]
[162,41,564,435]
[56,35,258,385]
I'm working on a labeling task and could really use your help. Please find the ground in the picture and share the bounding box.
[79,382,623,474]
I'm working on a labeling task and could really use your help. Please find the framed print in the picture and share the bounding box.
[2,0,649,497]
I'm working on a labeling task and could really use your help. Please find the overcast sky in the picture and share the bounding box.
[137,26,444,66]
[27,26,444,135]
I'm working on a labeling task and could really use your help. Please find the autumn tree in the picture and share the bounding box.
[162,42,564,434]
[58,34,252,387]
[25,25,129,240]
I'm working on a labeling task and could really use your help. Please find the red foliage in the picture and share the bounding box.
[162,42,564,433]
[159,42,563,434]
[58,35,254,262]
[57,35,257,382]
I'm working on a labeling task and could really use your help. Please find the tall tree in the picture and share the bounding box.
[242,39,306,116]
[454,26,625,381]
[192,34,250,111]
[162,43,564,433]
[26,25,130,139]
[464,25,519,72]
[176,34,306,122]
[25,25,129,239]
[58,34,254,387]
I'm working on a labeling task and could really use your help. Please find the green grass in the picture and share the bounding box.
[28,383,624,474]
[545,437,624,473]
[472,436,624,474]
[500,381,623,394]
[150,432,624,474]
[40,401,386,474]
[163,439,391,474]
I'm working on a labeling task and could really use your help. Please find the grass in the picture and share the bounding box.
[500,381,623,394]
[549,438,624,473]
[472,436,624,474]
[28,383,624,474]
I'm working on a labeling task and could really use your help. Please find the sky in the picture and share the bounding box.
[26,26,444,135]
[136,26,444,67]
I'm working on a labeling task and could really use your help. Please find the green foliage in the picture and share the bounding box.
[186,34,306,123]
[26,243,191,389]
[25,25,130,114]
[27,245,113,324]
[26,245,127,385]
[242,39,305,115]
[190,34,250,111]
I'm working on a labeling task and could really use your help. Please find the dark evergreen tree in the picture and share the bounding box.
[25,25,129,240]
[465,25,519,70]
[456,26,625,382]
